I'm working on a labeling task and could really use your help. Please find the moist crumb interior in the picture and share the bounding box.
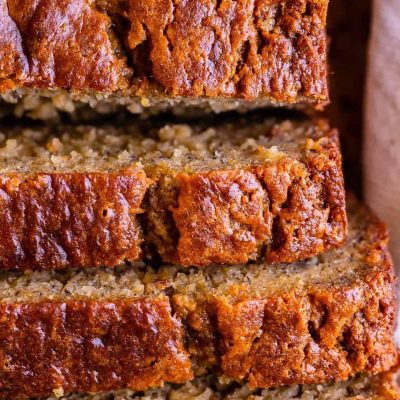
[0,89,303,121]
[0,119,327,174]
[42,373,388,400]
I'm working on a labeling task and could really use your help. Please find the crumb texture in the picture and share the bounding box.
[44,371,400,399]
[0,119,347,270]
[0,203,396,398]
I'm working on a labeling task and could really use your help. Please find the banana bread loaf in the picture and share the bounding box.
[0,0,329,119]
[0,202,396,398]
[0,117,346,270]
[43,371,400,400]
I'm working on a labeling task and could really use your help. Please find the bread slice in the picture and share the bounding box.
[43,371,400,400]
[0,201,396,399]
[0,117,346,270]
[0,0,328,119]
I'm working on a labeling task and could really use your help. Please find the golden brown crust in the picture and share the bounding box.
[0,167,150,270]
[370,370,400,400]
[0,121,347,270]
[172,206,398,387]
[159,129,347,266]
[0,0,328,104]
[0,205,396,398]
[127,0,328,102]
[1,0,130,92]
[0,298,193,399]
[0,0,28,91]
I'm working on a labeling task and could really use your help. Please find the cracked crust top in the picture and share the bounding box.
[0,0,328,109]
[0,201,396,398]
[0,118,346,270]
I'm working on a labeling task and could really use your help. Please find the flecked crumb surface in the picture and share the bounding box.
[43,373,399,400]
[0,119,326,174]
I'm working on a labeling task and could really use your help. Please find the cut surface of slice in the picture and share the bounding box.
[43,371,400,400]
[0,0,328,119]
[0,117,346,270]
[0,201,396,398]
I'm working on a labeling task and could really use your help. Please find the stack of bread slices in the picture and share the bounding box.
[0,0,398,399]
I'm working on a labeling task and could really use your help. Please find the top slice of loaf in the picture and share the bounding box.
[43,371,400,400]
[0,0,328,119]
[0,116,346,270]
[0,200,396,398]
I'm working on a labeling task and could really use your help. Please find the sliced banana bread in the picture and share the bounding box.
[0,117,346,270]
[0,202,396,399]
[0,0,328,119]
[43,371,400,400]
